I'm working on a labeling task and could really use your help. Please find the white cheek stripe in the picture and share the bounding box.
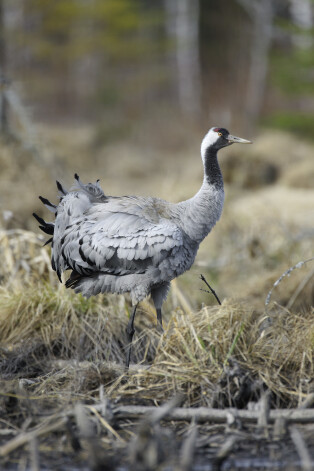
[200,127,219,163]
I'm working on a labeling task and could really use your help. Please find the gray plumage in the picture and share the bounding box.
[34,127,251,366]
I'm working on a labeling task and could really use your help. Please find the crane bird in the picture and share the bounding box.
[33,127,251,367]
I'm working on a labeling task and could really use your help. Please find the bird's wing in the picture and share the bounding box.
[57,198,184,277]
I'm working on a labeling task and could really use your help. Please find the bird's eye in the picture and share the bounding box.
[218,132,222,137]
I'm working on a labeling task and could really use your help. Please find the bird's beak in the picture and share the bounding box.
[227,134,252,144]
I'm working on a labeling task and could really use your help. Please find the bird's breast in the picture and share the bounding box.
[158,235,199,281]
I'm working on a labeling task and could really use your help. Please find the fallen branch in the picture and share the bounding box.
[114,405,314,425]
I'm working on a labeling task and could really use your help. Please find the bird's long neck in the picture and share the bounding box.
[203,146,223,188]
[177,146,225,243]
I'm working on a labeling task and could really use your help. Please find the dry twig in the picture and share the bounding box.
[200,274,221,305]
[265,257,314,308]
[0,418,67,457]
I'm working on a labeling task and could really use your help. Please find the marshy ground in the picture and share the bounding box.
[0,127,313,469]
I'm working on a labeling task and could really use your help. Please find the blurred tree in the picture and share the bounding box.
[237,0,274,132]
[5,0,169,126]
[289,0,313,36]
[264,0,314,138]
[199,0,254,130]
[164,0,202,120]
[0,0,8,133]
[2,0,314,141]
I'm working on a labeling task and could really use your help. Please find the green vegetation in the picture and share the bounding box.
[263,112,314,140]
[267,19,314,138]
[271,47,314,96]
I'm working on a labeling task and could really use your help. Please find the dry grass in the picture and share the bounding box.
[0,228,313,410]
[0,241,313,469]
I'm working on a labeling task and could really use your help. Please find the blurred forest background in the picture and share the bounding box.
[1,0,314,137]
[0,0,313,308]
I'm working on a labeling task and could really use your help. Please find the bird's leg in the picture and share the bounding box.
[125,304,137,368]
[156,308,164,333]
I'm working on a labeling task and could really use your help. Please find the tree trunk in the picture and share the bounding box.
[164,0,202,120]
[289,0,313,48]
[237,0,274,133]
[0,0,8,133]
[289,0,313,30]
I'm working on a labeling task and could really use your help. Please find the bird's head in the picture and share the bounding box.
[201,127,252,161]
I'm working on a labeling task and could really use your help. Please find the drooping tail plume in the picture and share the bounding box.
[38,196,57,214]
[56,180,68,196]
[32,212,54,235]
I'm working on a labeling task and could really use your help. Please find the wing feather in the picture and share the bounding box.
[58,201,183,277]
